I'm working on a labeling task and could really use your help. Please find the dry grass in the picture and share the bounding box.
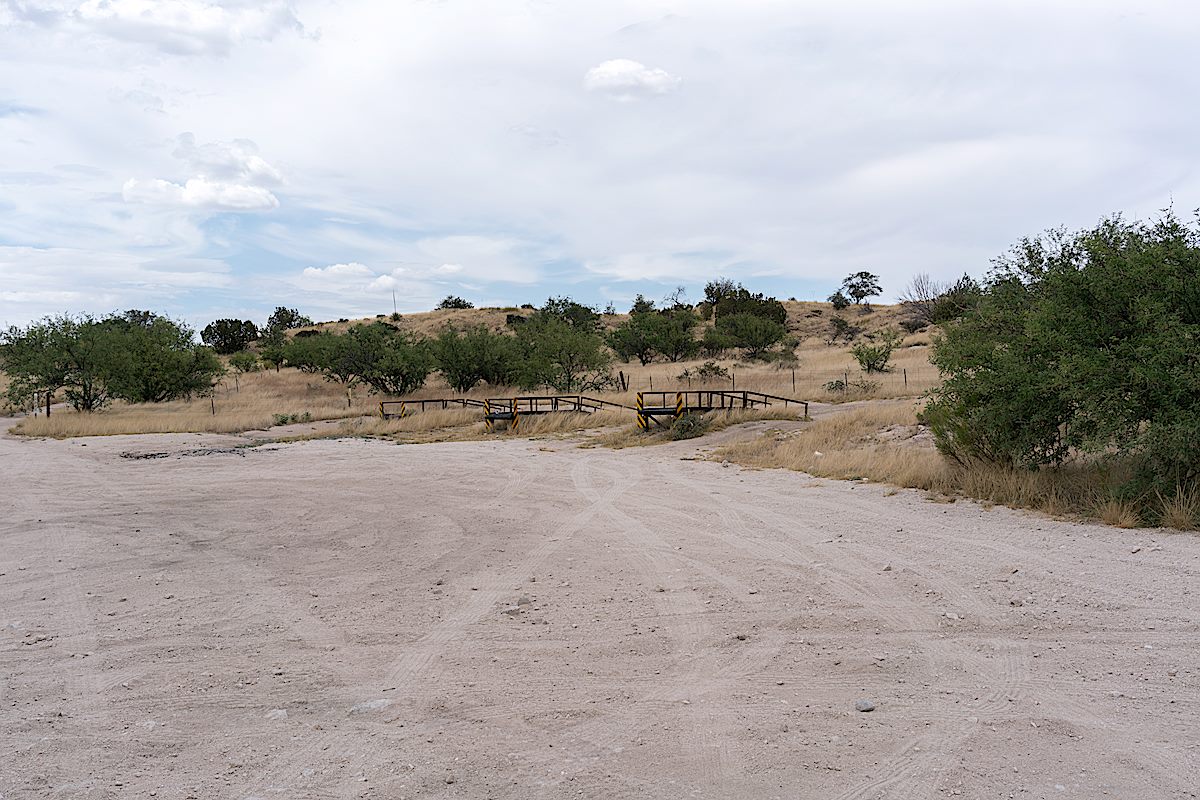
[11,370,378,437]
[290,407,633,445]
[1157,487,1200,531]
[588,406,805,449]
[715,403,1197,530]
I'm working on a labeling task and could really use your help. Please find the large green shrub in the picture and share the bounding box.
[433,325,519,392]
[926,212,1200,497]
[2,312,222,412]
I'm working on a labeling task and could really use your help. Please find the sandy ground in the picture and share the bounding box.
[1,419,1197,800]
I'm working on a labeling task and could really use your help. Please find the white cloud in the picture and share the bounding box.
[172,133,283,185]
[122,134,283,210]
[72,0,302,56]
[123,176,279,209]
[584,58,680,99]
[0,245,232,325]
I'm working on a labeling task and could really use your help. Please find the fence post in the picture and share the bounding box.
[732,370,736,390]
[792,369,796,392]
[903,368,908,388]
[211,396,216,416]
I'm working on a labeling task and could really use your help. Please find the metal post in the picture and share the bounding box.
[903,368,908,387]
[792,369,796,392]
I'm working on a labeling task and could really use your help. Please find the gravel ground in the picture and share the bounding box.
[2,418,1197,799]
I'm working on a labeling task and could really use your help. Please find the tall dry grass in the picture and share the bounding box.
[11,370,378,437]
[715,404,1198,531]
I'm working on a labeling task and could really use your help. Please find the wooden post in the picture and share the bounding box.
[792,369,796,392]
[211,396,216,416]
[649,375,653,391]
[47,390,52,418]
[732,371,736,390]
[903,368,908,387]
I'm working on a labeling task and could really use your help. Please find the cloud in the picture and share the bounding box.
[71,0,303,56]
[123,176,279,209]
[0,245,232,325]
[122,134,282,210]
[172,132,283,185]
[584,58,681,99]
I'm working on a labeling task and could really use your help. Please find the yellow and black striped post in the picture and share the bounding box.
[674,392,684,421]
[511,402,519,433]
[484,399,493,432]
[399,401,407,418]
[636,392,647,431]
[379,401,385,418]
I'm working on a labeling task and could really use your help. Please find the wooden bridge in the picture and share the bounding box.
[483,395,632,431]
[380,391,807,433]
[379,397,486,419]
[636,390,809,430]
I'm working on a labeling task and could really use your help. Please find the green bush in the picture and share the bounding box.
[670,412,710,440]
[850,329,901,373]
[715,313,786,358]
[229,351,260,374]
[515,313,612,392]
[2,312,223,412]
[926,212,1200,499]
[201,318,259,354]
[433,325,519,392]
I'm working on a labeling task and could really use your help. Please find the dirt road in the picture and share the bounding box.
[2,421,1197,799]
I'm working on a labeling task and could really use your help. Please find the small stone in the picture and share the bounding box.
[882,564,892,572]
[517,595,532,606]
[734,633,748,641]
[1009,597,1024,607]
[348,699,391,715]
[266,709,288,720]
[855,699,875,712]
[502,606,522,616]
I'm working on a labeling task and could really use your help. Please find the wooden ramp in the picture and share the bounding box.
[636,390,809,430]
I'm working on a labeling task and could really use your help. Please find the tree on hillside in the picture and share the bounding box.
[629,294,656,314]
[437,295,474,310]
[265,306,313,331]
[840,271,882,306]
[713,313,787,358]
[652,307,701,362]
[703,277,740,307]
[101,312,223,403]
[540,296,601,331]
[607,311,659,365]
[925,211,1200,501]
[201,318,259,354]
[516,313,611,392]
[827,290,850,310]
[899,273,982,326]
[433,325,519,392]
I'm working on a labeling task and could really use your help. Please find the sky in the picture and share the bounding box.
[2,0,1198,330]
